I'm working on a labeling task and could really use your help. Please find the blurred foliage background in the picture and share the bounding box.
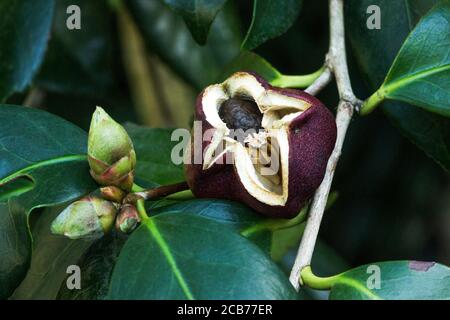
[6,0,449,273]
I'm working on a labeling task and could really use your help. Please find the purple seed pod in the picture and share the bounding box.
[185,72,337,218]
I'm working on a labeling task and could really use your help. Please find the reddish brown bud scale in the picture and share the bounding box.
[100,186,126,203]
[116,204,140,233]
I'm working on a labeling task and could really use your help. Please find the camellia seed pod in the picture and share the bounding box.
[51,196,118,239]
[184,72,337,218]
[88,107,136,191]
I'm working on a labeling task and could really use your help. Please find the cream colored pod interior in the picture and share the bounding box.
[200,72,312,206]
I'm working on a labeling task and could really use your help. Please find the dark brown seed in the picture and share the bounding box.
[219,97,263,132]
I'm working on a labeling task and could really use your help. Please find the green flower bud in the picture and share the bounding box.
[115,204,140,233]
[88,106,136,191]
[51,196,118,239]
[100,186,126,203]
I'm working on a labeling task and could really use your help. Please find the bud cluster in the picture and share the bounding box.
[51,107,141,239]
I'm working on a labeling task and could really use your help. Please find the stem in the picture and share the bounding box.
[272,66,325,88]
[131,183,149,220]
[304,65,333,96]
[23,87,45,108]
[125,182,190,203]
[289,0,361,291]
[131,184,144,192]
[166,189,194,200]
[360,88,386,115]
[128,182,190,220]
[136,199,149,221]
[300,266,341,290]
[327,2,360,105]
[241,207,308,238]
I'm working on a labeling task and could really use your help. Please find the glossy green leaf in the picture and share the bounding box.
[153,198,272,252]
[0,105,87,179]
[0,0,54,101]
[366,1,450,116]
[108,213,298,299]
[59,200,304,299]
[152,198,263,228]
[0,202,29,298]
[125,123,185,185]
[346,0,450,171]
[0,177,34,203]
[57,233,126,300]
[242,0,302,50]
[162,0,228,45]
[149,199,272,250]
[152,198,310,256]
[0,162,96,297]
[126,0,241,89]
[329,261,450,300]
[10,206,95,300]
[0,105,97,298]
[36,0,115,96]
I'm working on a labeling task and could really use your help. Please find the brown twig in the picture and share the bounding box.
[23,87,45,108]
[304,59,333,96]
[124,182,190,204]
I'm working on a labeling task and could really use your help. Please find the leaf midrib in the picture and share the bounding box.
[0,154,87,185]
[384,62,450,95]
[144,219,195,299]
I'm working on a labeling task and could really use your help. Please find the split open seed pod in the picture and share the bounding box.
[185,71,337,218]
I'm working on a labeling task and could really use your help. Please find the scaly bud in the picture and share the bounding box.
[88,106,136,191]
[100,186,126,203]
[51,196,118,239]
[115,204,140,233]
